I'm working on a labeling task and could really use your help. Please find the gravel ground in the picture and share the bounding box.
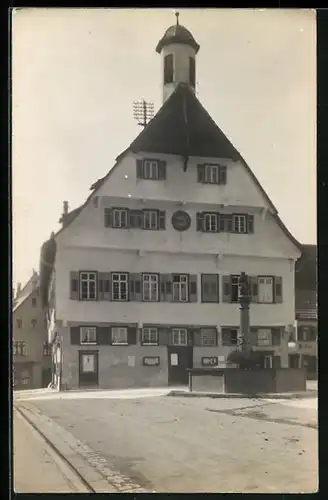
[26,395,318,493]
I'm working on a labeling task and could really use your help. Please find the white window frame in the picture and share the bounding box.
[258,276,274,304]
[143,160,159,180]
[80,326,97,345]
[142,327,158,345]
[112,273,129,301]
[204,213,218,232]
[143,210,158,230]
[80,272,97,300]
[142,274,159,302]
[200,328,217,346]
[234,214,247,233]
[172,274,189,302]
[257,328,272,346]
[172,328,188,346]
[14,341,27,356]
[111,327,128,345]
[112,208,129,228]
[204,164,219,184]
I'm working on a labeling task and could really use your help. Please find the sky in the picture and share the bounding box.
[12,8,316,288]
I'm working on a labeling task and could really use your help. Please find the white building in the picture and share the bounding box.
[40,15,302,390]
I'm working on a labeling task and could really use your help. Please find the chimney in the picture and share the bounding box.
[16,282,22,297]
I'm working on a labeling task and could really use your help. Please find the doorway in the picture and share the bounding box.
[78,350,99,388]
[167,345,193,386]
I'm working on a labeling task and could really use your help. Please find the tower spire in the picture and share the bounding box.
[175,11,180,26]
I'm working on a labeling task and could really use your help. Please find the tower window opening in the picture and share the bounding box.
[189,57,195,87]
[164,54,174,84]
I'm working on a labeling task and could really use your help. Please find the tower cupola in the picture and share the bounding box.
[156,12,200,103]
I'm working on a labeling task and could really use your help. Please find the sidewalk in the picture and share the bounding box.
[13,409,88,493]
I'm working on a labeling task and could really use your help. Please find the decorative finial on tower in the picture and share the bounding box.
[175,11,180,25]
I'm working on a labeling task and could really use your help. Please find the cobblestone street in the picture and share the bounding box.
[17,392,318,493]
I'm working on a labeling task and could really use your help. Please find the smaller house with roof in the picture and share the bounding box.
[40,15,302,390]
[13,271,51,389]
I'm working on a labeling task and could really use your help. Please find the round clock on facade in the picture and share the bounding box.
[171,211,191,231]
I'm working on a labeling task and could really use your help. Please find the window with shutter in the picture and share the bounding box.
[258,277,274,303]
[222,328,238,346]
[141,327,158,345]
[142,274,159,301]
[112,208,129,229]
[143,210,159,230]
[200,328,217,346]
[172,274,189,302]
[79,271,97,301]
[111,327,128,345]
[80,326,97,345]
[112,273,129,301]
[201,274,219,302]
[203,213,219,232]
[233,215,247,233]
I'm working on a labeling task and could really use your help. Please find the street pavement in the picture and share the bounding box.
[13,409,88,493]
[16,391,318,493]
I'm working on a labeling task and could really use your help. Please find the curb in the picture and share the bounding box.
[14,402,154,493]
[167,390,318,400]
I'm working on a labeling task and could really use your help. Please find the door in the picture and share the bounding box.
[264,355,273,369]
[289,354,300,369]
[78,351,99,387]
[168,328,193,386]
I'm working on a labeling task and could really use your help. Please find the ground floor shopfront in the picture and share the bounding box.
[51,322,290,390]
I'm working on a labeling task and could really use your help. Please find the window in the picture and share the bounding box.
[189,57,195,87]
[200,328,217,346]
[258,277,274,303]
[204,213,218,232]
[143,210,158,230]
[112,327,128,345]
[113,208,129,228]
[298,325,317,342]
[172,274,188,302]
[43,342,52,356]
[32,297,37,307]
[142,274,159,301]
[257,328,272,346]
[201,274,219,302]
[112,273,128,301]
[231,275,240,303]
[80,272,97,300]
[164,54,174,84]
[172,328,188,346]
[80,326,97,345]
[198,164,227,185]
[143,160,159,180]
[16,318,22,329]
[222,328,238,346]
[31,319,37,328]
[142,327,158,345]
[13,341,27,356]
[234,215,247,233]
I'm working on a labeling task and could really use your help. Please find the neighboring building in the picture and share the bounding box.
[289,244,317,378]
[12,271,52,389]
[40,16,302,390]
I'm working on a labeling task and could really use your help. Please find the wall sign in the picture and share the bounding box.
[171,211,191,231]
[82,354,95,373]
[201,356,218,367]
[142,356,160,366]
[170,353,178,366]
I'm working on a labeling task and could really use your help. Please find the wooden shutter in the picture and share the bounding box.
[221,328,231,346]
[158,327,169,345]
[127,327,137,345]
[249,276,258,303]
[250,327,258,347]
[222,276,232,303]
[272,328,281,346]
[104,208,113,228]
[247,215,254,233]
[129,273,142,301]
[192,328,202,346]
[226,215,233,233]
[70,271,79,300]
[201,274,219,302]
[70,326,80,345]
[136,159,143,179]
[158,211,166,229]
[158,160,167,180]
[219,166,227,185]
[189,275,198,302]
[196,212,204,231]
[274,277,283,303]
[97,326,111,345]
[197,164,205,183]
[98,273,110,301]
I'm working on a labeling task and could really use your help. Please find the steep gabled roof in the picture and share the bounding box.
[13,274,39,313]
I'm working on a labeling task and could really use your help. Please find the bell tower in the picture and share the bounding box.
[156,13,200,103]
